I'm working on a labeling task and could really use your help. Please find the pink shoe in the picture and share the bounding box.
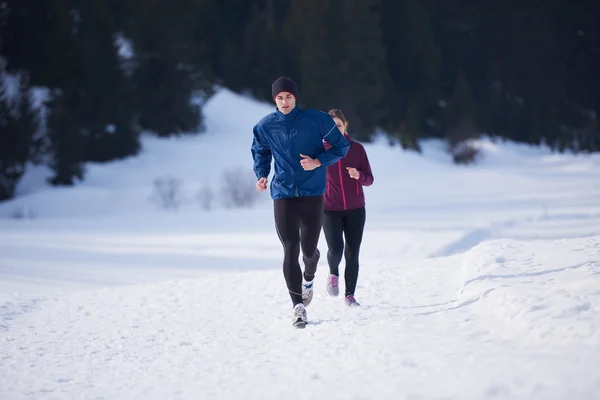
[326,274,339,296]
[344,295,360,307]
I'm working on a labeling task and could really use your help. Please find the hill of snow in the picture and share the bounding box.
[1,88,600,399]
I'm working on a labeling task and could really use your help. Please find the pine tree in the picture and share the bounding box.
[45,89,85,186]
[235,5,292,101]
[210,0,261,92]
[2,0,142,187]
[445,71,478,148]
[380,0,442,149]
[474,0,565,147]
[74,1,140,162]
[0,0,54,86]
[285,0,390,139]
[126,0,217,136]
[0,72,37,200]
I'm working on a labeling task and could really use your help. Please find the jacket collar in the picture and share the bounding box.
[275,104,300,120]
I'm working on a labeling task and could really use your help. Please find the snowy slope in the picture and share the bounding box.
[1,88,600,399]
[2,234,599,399]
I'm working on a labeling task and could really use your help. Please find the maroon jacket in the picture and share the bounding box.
[323,133,374,211]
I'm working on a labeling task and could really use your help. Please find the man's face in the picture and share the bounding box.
[275,92,296,114]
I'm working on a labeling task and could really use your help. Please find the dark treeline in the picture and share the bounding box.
[1,0,599,201]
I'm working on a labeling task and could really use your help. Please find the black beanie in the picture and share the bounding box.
[271,77,298,101]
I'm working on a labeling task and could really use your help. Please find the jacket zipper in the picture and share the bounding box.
[338,162,347,210]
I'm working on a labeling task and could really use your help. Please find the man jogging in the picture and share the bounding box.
[251,76,350,328]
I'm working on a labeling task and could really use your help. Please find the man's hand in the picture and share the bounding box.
[346,167,360,180]
[300,154,322,171]
[256,177,268,191]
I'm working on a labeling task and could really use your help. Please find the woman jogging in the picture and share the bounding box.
[251,77,350,328]
[323,109,374,307]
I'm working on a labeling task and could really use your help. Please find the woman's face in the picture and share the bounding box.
[333,117,347,134]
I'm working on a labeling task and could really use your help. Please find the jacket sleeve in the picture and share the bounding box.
[357,144,374,186]
[315,115,349,167]
[251,124,272,179]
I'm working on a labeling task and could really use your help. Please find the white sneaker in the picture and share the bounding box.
[293,304,307,328]
[302,279,314,307]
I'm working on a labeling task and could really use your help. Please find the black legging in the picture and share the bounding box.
[322,207,366,296]
[274,195,323,306]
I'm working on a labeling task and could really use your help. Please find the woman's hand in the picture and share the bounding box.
[346,167,360,180]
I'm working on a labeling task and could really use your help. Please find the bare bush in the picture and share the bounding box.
[219,166,260,209]
[196,183,215,210]
[9,206,36,219]
[151,176,182,210]
[446,115,482,165]
[451,141,481,165]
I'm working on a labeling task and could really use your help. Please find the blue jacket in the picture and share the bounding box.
[252,105,350,200]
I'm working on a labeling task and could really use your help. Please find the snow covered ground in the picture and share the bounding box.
[1,89,600,399]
